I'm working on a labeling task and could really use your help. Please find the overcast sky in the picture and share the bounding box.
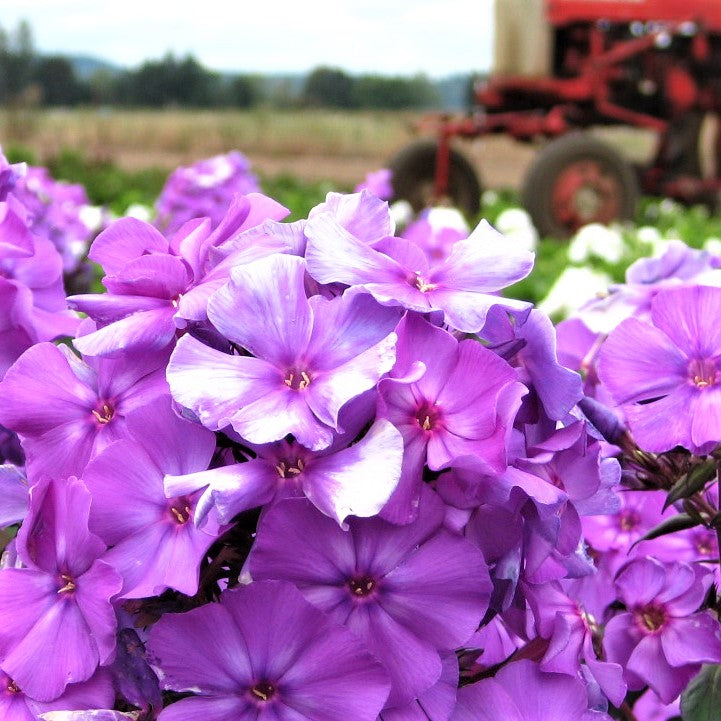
[0,0,495,78]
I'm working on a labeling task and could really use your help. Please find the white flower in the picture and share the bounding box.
[538,266,612,319]
[124,203,154,222]
[494,207,538,252]
[568,223,624,264]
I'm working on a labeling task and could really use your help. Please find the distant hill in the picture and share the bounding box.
[69,54,122,80]
[66,53,475,110]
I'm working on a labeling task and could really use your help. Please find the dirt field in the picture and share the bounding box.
[0,108,658,192]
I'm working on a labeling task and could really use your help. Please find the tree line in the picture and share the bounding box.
[0,21,444,110]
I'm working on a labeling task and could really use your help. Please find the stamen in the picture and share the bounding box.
[6,679,20,694]
[57,573,76,594]
[169,503,192,524]
[299,371,311,389]
[250,681,275,702]
[413,272,437,293]
[348,575,377,597]
[91,402,114,424]
[275,462,287,477]
[421,415,431,431]
[284,373,294,388]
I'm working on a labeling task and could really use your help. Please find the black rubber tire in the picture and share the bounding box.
[521,133,639,239]
[389,139,482,217]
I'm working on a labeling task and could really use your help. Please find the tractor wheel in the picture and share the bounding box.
[389,140,482,217]
[521,133,639,239]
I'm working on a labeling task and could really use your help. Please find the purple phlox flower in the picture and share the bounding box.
[400,206,469,266]
[12,165,98,273]
[0,279,37,379]
[0,202,80,341]
[451,659,600,721]
[168,253,400,451]
[68,193,288,357]
[598,284,721,453]
[154,150,262,234]
[0,464,28,529]
[574,240,719,335]
[581,489,673,560]
[354,168,394,200]
[379,653,458,721]
[0,476,122,701]
[166,416,403,528]
[83,395,218,599]
[517,421,621,517]
[481,306,583,422]
[603,556,721,703]
[377,312,526,523]
[249,488,492,706]
[0,342,169,480]
[525,580,626,706]
[0,149,25,201]
[0,668,114,721]
[308,190,395,245]
[304,214,534,333]
[148,579,391,721]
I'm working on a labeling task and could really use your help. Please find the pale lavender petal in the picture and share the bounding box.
[208,254,312,366]
[660,614,721,666]
[598,317,686,404]
[167,334,281,431]
[305,293,401,371]
[0,568,56,652]
[305,330,397,431]
[304,419,403,525]
[651,284,721,358]
[0,342,95,434]
[691,387,721,449]
[0,464,28,527]
[308,190,393,243]
[231,386,335,451]
[68,293,170,324]
[102,254,189,298]
[429,219,534,292]
[166,461,277,525]
[72,307,176,357]
[305,212,407,286]
[88,218,168,274]
[626,635,693,704]
[624,386,698,453]
[156,696,254,721]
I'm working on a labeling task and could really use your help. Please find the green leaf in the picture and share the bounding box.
[630,513,700,549]
[664,460,718,510]
[681,664,721,721]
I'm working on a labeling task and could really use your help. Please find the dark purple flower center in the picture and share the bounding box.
[275,458,305,478]
[348,575,378,598]
[250,681,275,703]
[415,400,442,432]
[635,603,667,633]
[687,358,719,389]
[410,271,437,293]
[57,573,76,595]
[283,368,312,391]
[169,498,192,525]
[91,400,115,425]
[617,509,640,532]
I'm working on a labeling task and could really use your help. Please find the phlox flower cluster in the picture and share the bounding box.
[0,156,721,721]
[154,150,262,235]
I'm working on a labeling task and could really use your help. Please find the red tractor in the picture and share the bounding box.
[389,0,721,238]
